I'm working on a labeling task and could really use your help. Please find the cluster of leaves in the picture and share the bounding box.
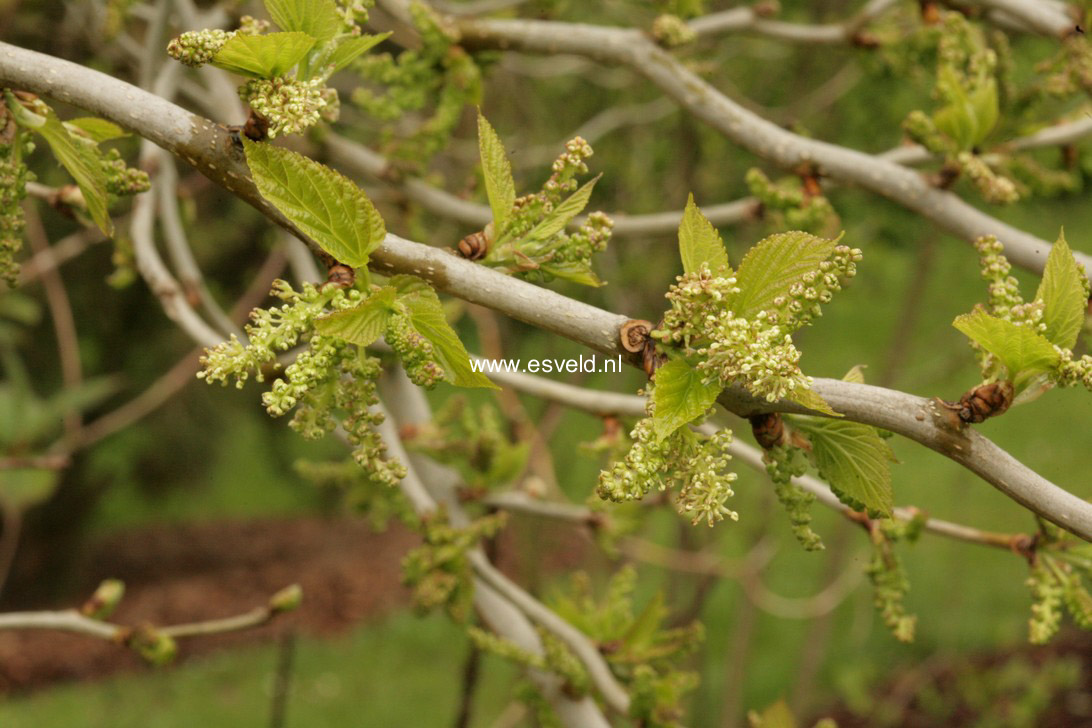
[167,0,387,138]
[2,92,149,281]
[1025,522,1092,645]
[598,198,864,527]
[864,514,923,644]
[745,168,839,236]
[401,509,506,621]
[351,2,481,166]
[900,11,1019,204]
[552,567,703,728]
[401,396,529,493]
[466,112,613,287]
[954,233,1092,407]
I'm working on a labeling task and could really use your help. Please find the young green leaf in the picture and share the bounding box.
[314,287,397,345]
[952,311,1061,378]
[211,32,315,78]
[325,33,390,75]
[243,138,385,268]
[791,417,896,518]
[7,94,113,236]
[399,287,498,389]
[264,0,343,43]
[537,259,604,287]
[731,231,838,318]
[477,112,516,233]
[785,387,839,417]
[748,700,797,728]
[525,175,601,242]
[651,358,723,442]
[65,117,128,143]
[678,193,731,275]
[1036,231,1087,350]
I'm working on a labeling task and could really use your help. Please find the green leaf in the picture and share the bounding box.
[842,364,867,384]
[952,311,1061,378]
[211,32,315,78]
[314,287,397,345]
[477,111,516,234]
[243,138,385,267]
[326,33,389,74]
[525,175,601,242]
[537,259,604,287]
[678,193,731,275]
[651,358,722,442]
[791,417,895,518]
[65,117,128,143]
[1036,231,1086,350]
[32,104,112,236]
[731,231,837,318]
[785,387,839,417]
[398,286,498,389]
[264,0,343,42]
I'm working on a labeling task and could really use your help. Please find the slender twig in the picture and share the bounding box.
[23,203,83,437]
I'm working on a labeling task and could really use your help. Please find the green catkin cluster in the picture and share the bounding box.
[958,151,1019,205]
[507,137,596,236]
[199,280,405,489]
[1027,557,1065,644]
[101,148,150,195]
[651,14,695,48]
[744,168,838,234]
[351,3,481,165]
[239,78,329,139]
[764,445,823,551]
[0,120,32,284]
[401,511,507,621]
[385,303,446,388]
[866,518,921,643]
[597,411,738,527]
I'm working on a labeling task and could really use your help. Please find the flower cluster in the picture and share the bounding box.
[0,121,32,284]
[1056,349,1092,391]
[597,412,738,528]
[957,151,1019,205]
[1027,557,1065,645]
[745,168,839,235]
[386,303,446,388]
[101,148,150,196]
[764,444,823,551]
[166,28,233,68]
[651,14,696,48]
[352,2,481,166]
[865,518,922,643]
[239,78,330,139]
[199,280,405,489]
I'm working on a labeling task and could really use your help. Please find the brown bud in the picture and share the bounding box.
[620,319,653,353]
[242,108,269,141]
[457,222,493,261]
[946,380,1014,424]
[749,412,785,450]
[325,264,355,289]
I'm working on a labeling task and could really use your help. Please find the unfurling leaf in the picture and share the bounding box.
[526,174,601,241]
[65,117,128,143]
[212,32,315,78]
[731,231,838,317]
[264,0,342,43]
[791,417,895,518]
[325,33,389,74]
[785,387,839,417]
[952,311,1061,380]
[315,287,397,345]
[477,111,516,234]
[1036,231,1087,350]
[678,193,731,275]
[243,138,385,267]
[398,286,498,389]
[651,358,722,442]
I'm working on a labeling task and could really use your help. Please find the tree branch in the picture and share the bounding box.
[2,42,1087,540]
